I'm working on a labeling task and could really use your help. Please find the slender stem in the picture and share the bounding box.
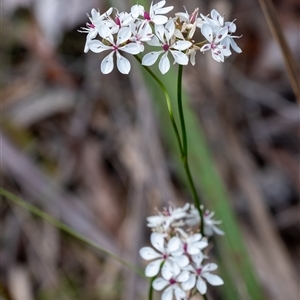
[177,65,204,236]
[183,161,204,234]
[0,187,145,277]
[148,276,156,300]
[177,65,187,155]
[134,55,183,154]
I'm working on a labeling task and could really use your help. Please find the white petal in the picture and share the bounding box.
[227,38,242,53]
[119,43,141,55]
[131,4,144,18]
[117,27,132,45]
[147,35,161,46]
[161,286,173,300]
[187,246,201,255]
[212,225,225,235]
[202,273,224,286]
[165,19,175,41]
[147,215,164,226]
[215,27,228,43]
[167,236,180,253]
[196,277,207,294]
[161,260,173,280]
[204,226,214,236]
[191,241,208,251]
[98,25,113,42]
[212,50,224,62]
[155,6,174,15]
[91,9,99,21]
[201,24,213,42]
[203,263,218,272]
[200,44,211,53]
[152,0,165,9]
[190,50,196,66]
[101,51,114,74]
[177,270,190,282]
[84,43,89,53]
[187,234,201,243]
[181,274,196,290]
[139,247,161,260]
[174,286,186,300]
[172,40,192,51]
[150,232,165,253]
[145,259,163,277]
[159,52,170,74]
[171,51,189,65]
[152,277,169,291]
[226,21,237,33]
[152,15,169,25]
[211,9,223,26]
[87,40,111,53]
[142,51,162,66]
[192,253,204,267]
[155,24,166,42]
[116,52,131,74]
[172,255,189,268]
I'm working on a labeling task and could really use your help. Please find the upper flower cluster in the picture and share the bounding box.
[79,1,242,74]
[140,203,224,300]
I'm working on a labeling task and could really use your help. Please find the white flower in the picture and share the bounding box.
[153,267,189,300]
[139,232,189,279]
[114,11,134,29]
[185,205,224,236]
[175,7,202,40]
[131,0,174,25]
[175,229,208,255]
[200,9,225,31]
[87,26,141,74]
[203,209,225,236]
[79,8,113,52]
[182,253,224,294]
[201,9,242,54]
[147,203,190,231]
[142,19,192,74]
[129,21,153,52]
[200,24,231,62]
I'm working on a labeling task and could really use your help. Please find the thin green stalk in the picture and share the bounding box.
[134,55,183,154]
[148,276,156,300]
[183,161,204,235]
[0,187,144,277]
[177,65,187,155]
[177,65,204,235]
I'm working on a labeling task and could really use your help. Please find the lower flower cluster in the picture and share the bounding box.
[140,204,224,300]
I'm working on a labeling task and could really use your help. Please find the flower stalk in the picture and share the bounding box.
[79,1,243,299]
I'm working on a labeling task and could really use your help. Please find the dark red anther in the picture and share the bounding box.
[115,17,121,27]
[183,243,188,253]
[163,44,169,52]
[144,11,151,20]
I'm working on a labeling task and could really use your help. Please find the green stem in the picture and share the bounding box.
[177,65,187,155]
[177,66,204,235]
[0,187,145,277]
[134,55,183,154]
[148,276,156,300]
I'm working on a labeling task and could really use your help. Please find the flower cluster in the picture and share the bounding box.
[79,1,242,74]
[140,203,224,300]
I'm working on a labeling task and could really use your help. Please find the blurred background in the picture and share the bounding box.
[1,0,299,299]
